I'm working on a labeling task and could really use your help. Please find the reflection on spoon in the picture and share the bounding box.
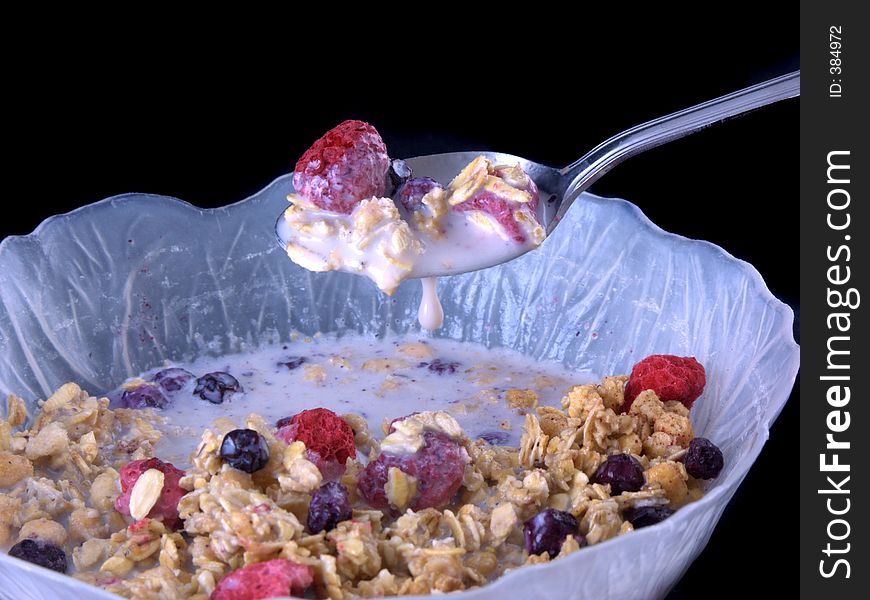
[417,277,443,331]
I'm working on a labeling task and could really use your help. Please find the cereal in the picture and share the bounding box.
[488,503,518,545]
[646,461,690,507]
[505,389,539,411]
[17,518,67,546]
[0,452,33,487]
[385,467,417,511]
[25,422,70,461]
[1,351,722,598]
[397,342,435,359]
[303,364,327,384]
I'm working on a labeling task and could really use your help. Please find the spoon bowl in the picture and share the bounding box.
[277,71,800,279]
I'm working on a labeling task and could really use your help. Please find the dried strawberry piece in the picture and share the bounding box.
[275,408,356,476]
[449,158,541,243]
[127,518,152,533]
[454,194,527,242]
[358,430,466,511]
[114,458,186,529]
[211,558,313,600]
[292,120,390,214]
[621,355,706,412]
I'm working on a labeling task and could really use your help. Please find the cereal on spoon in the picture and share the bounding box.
[277,120,546,331]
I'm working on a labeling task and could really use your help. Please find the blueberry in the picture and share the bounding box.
[397,177,443,212]
[105,387,126,409]
[278,357,306,371]
[523,508,579,558]
[219,429,270,473]
[8,539,67,573]
[477,431,510,445]
[683,437,724,480]
[421,358,460,375]
[387,159,413,196]
[275,415,294,429]
[121,383,169,409]
[307,481,352,533]
[591,453,645,495]
[194,371,241,404]
[152,368,195,393]
[622,506,675,528]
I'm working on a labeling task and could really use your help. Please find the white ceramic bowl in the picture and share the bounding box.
[0,176,799,599]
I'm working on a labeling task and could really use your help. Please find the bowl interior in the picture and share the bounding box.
[0,178,799,599]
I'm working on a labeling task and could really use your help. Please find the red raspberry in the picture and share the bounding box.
[114,458,186,530]
[292,120,390,214]
[211,558,313,600]
[452,163,540,243]
[275,408,356,475]
[127,518,152,534]
[358,430,467,511]
[622,355,706,412]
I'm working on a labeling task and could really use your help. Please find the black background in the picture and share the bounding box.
[5,19,798,598]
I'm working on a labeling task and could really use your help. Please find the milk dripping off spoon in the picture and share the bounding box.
[277,71,799,329]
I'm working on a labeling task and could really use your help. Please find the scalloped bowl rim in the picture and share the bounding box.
[0,175,800,599]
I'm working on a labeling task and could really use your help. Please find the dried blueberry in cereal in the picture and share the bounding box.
[423,358,460,375]
[8,539,67,573]
[121,382,169,409]
[523,508,579,558]
[307,481,352,533]
[623,506,675,528]
[387,158,412,196]
[397,177,443,212]
[152,367,195,393]
[683,437,724,480]
[220,429,270,473]
[278,357,307,370]
[194,371,241,404]
[591,453,645,495]
[477,431,510,445]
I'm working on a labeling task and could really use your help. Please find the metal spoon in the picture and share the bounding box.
[277,70,799,277]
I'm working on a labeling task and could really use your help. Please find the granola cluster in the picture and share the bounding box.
[1,368,716,599]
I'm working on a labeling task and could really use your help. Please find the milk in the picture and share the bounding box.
[277,203,541,331]
[417,278,443,331]
[144,333,594,467]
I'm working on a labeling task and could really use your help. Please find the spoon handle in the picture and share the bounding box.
[553,70,800,228]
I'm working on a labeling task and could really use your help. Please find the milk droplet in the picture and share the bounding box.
[418,277,443,330]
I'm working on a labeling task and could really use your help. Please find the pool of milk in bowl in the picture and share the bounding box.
[134,333,594,468]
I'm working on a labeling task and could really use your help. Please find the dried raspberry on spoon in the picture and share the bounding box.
[291,119,390,214]
[447,156,542,244]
